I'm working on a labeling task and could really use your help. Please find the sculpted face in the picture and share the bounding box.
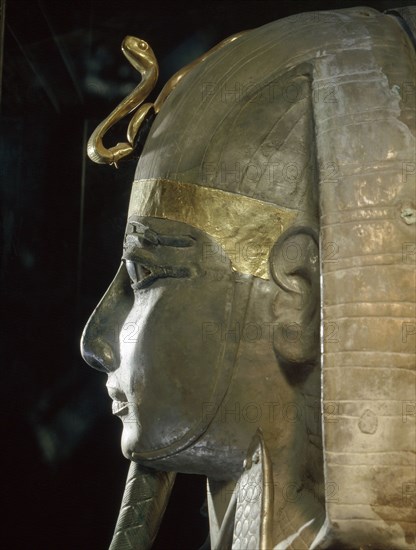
[82,213,252,472]
[81,198,320,478]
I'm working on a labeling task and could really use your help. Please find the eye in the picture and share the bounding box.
[125,260,152,287]
[124,257,192,290]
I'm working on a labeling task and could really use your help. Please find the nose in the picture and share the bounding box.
[81,262,133,373]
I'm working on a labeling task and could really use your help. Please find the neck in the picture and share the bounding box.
[207,416,325,549]
[206,351,325,548]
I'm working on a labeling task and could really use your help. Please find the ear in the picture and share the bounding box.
[269,226,320,373]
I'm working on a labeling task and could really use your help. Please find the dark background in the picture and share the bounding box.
[1,1,413,548]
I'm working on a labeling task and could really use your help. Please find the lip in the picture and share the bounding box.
[112,400,129,417]
[107,385,129,417]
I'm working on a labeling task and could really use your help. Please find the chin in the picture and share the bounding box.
[124,441,244,481]
[120,423,142,460]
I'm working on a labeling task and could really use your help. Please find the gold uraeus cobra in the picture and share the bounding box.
[87,32,246,167]
[87,36,158,167]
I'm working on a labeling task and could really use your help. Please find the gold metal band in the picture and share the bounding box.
[128,178,297,279]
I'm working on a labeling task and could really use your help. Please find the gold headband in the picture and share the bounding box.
[128,179,297,279]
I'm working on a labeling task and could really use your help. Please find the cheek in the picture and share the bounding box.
[118,277,236,456]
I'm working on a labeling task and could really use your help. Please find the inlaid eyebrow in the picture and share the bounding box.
[127,221,195,248]
[122,245,158,266]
